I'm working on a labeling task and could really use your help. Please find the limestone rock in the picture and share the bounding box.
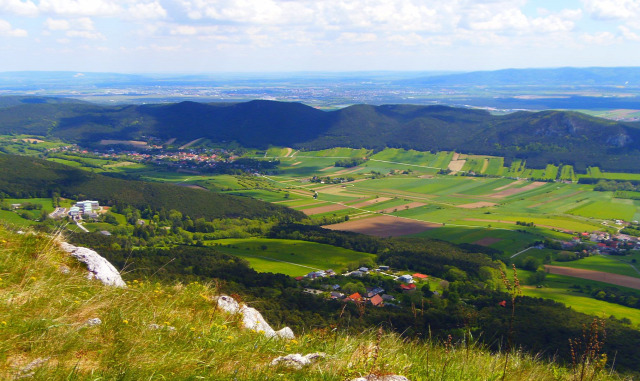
[85,318,102,327]
[350,375,410,381]
[217,295,294,339]
[59,242,126,288]
[270,352,325,369]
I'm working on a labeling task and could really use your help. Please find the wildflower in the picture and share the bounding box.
[123,319,129,325]
[291,339,299,345]
[190,327,196,332]
[164,321,170,326]
[30,276,36,281]
[499,300,507,307]
[1,321,7,326]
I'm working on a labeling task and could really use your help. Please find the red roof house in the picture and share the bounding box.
[400,284,416,292]
[370,294,383,307]
[346,292,362,302]
[412,273,428,279]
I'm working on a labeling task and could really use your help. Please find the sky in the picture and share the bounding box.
[0,0,639,73]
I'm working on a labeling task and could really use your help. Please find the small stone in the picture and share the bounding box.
[59,265,70,274]
[148,323,176,331]
[270,352,325,370]
[85,318,102,327]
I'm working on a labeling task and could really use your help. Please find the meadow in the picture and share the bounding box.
[210,238,376,276]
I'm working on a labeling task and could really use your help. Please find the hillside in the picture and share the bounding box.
[1,99,640,171]
[0,225,620,380]
[0,154,304,221]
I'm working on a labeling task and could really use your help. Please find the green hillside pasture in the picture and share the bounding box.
[559,165,577,182]
[277,157,340,177]
[411,226,539,255]
[5,197,56,212]
[227,189,292,203]
[265,147,292,157]
[580,167,640,181]
[543,164,559,180]
[301,147,372,158]
[551,255,640,279]
[211,238,375,276]
[484,157,504,175]
[370,148,437,166]
[523,283,640,327]
[460,157,486,173]
[0,210,38,226]
[568,199,636,221]
[47,158,83,167]
[504,159,526,177]
[429,151,454,168]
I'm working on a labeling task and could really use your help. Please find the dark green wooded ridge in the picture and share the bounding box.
[0,154,304,221]
[1,99,640,172]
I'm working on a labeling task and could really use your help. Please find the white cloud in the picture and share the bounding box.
[582,31,619,44]
[127,1,167,20]
[582,0,640,20]
[44,17,70,30]
[0,0,38,16]
[66,29,104,39]
[0,18,27,36]
[38,0,122,17]
[337,32,377,43]
[620,25,640,41]
[170,25,197,35]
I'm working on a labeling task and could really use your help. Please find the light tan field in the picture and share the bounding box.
[301,204,349,215]
[22,138,44,143]
[545,265,640,290]
[291,161,302,166]
[99,140,148,147]
[457,202,497,209]
[320,166,335,171]
[349,197,392,208]
[164,138,176,145]
[283,147,293,157]
[493,180,523,191]
[375,202,426,214]
[104,161,136,168]
[447,160,466,172]
[488,181,546,198]
[324,215,440,237]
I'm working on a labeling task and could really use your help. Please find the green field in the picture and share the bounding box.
[210,238,376,277]
[552,255,640,278]
[568,198,636,220]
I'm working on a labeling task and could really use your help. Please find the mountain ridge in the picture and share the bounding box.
[1,98,639,171]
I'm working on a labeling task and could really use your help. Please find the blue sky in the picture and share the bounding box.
[0,0,639,73]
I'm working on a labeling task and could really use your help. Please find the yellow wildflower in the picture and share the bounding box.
[122,319,129,325]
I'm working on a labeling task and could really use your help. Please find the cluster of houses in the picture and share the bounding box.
[562,230,640,253]
[298,265,430,308]
[68,200,100,220]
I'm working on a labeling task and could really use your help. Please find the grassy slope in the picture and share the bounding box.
[0,226,617,380]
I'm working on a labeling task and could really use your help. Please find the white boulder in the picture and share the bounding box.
[270,352,325,369]
[59,242,126,288]
[217,295,294,339]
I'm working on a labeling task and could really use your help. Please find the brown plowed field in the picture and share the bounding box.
[545,265,640,290]
[323,215,440,237]
[493,180,523,191]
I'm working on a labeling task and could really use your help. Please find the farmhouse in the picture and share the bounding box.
[398,274,413,283]
[370,294,383,307]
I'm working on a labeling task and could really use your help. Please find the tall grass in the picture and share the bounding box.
[0,225,628,380]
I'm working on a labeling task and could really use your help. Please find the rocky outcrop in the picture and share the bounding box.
[217,295,295,339]
[270,353,325,369]
[59,242,126,288]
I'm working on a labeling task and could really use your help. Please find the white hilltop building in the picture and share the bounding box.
[69,200,100,219]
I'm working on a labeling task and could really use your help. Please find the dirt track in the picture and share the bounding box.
[545,265,640,290]
[457,201,497,209]
[488,181,546,198]
[324,215,440,237]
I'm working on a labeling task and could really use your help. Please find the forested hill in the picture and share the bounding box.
[1,99,640,171]
[0,154,304,221]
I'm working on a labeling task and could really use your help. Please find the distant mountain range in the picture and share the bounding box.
[1,98,639,172]
[397,67,640,86]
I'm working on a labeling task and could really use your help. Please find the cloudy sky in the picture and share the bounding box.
[0,0,639,73]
